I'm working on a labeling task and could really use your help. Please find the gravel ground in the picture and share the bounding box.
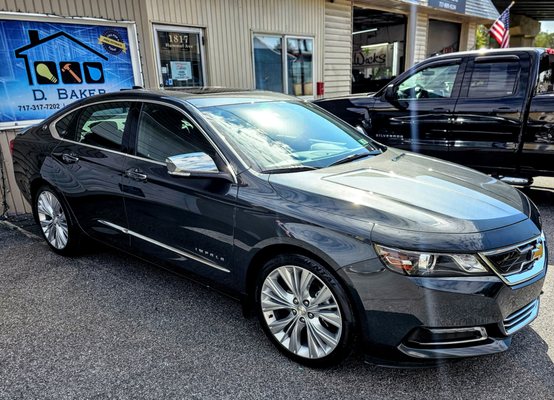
[0,180,553,399]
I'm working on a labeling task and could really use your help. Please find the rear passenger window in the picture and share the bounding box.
[468,62,520,98]
[136,103,215,163]
[71,102,131,151]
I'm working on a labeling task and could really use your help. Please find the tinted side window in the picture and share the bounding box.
[54,111,78,137]
[468,62,520,98]
[70,102,131,151]
[396,64,460,100]
[136,103,215,163]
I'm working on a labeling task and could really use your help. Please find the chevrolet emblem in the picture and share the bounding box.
[532,242,544,262]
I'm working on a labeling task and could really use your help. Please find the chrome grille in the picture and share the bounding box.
[502,299,539,335]
[480,234,546,286]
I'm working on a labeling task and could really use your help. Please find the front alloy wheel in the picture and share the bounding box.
[256,255,355,367]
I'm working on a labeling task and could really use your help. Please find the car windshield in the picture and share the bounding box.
[198,100,381,173]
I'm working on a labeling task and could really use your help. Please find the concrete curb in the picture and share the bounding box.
[0,219,42,240]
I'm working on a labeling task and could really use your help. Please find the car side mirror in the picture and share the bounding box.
[166,152,234,182]
[383,85,408,110]
[383,85,396,102]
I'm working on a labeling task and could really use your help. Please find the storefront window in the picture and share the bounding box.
[253,35,283,92]
[253,34,314,97]
[352,7,407,94]
[154,25,205,88]
[287,38,313,96]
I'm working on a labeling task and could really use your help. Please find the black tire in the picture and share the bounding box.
[33,185,82,256]
[255,254,356,367]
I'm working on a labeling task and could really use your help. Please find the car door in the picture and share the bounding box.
[368,59,464,158]
[50,101,135,247]
[121,101,237,281]
[450,54,529,173]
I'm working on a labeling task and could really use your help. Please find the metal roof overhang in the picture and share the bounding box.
[493,0,554,20]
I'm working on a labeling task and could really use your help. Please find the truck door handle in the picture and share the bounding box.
[124,168,148,182]
[433,107,450,112]
[61,153,79,164]
[493,107,517,113]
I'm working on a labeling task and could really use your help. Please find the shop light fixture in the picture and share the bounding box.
[352,28,377,35]
[360,42,389,50]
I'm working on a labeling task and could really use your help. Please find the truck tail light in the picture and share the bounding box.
[9,139,15,155]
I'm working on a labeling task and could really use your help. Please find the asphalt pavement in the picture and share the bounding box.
[0,180,554,399]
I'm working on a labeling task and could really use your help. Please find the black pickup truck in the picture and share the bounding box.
[315,48,554,184]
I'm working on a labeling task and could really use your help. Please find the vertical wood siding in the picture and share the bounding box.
[466,22,477,51]
[412,11,429,65]
[143,0,325,89]
[0,0,326,91]
[324,0,351,98]
[0,131,31,215]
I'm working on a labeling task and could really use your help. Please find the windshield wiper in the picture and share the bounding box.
[261,165,319,174]
[328,151,380,167]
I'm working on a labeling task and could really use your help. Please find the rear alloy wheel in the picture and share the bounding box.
[256,255,355,367]
[34,186,80,255]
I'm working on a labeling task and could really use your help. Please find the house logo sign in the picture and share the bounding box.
[14,30,110,100]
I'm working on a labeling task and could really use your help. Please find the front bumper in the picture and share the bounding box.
[340,250,546,364]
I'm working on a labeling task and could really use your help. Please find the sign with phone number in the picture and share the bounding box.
[0,15,141,128]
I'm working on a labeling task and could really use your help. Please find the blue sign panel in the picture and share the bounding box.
[0,18,139,126]
[428,0,466,13]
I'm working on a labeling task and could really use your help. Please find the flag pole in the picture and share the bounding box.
[487,2,515,32]
[486,1,515,47]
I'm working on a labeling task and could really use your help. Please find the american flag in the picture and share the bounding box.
[490,7,511,48]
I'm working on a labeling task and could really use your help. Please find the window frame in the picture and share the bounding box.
[460,56,523,100]
[152,24,207,89]
[50,100,134,154]
[50,99,238,184]
[133,102,219,165]
[395,62,461,101]
[391,58,465,102]
[252,33,315,99]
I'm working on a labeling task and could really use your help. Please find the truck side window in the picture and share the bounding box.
[396,64,459,100]
[468,62,520,98]
[536,55,554,94]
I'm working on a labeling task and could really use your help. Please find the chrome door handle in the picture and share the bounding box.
[61,153,79,164]
[124,168,148,182]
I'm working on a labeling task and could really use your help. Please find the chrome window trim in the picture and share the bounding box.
[98,220,230,273]
[49,98,238,183]
[479,233,546,286]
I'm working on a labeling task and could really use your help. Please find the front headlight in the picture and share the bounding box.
[374,244,489,277]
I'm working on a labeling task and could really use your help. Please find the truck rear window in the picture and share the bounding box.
[468,61,520,98]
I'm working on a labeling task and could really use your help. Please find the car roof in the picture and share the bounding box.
[70,87,297,109]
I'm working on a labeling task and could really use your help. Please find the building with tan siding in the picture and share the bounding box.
[0,0,498,215]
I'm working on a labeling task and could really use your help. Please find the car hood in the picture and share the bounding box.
[268,148,530,234]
